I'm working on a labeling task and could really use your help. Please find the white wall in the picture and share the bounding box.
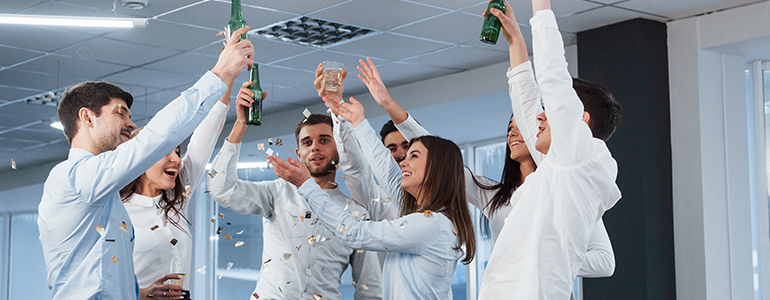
[668,2,770,299]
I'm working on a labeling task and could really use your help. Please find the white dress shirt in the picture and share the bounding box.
[124,100,229,289]
[297,179,461,300]
[38,71,227,300]
[479,10,622,300]
[206,140,382,300]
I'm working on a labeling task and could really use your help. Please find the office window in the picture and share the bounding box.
[8,213,48,299]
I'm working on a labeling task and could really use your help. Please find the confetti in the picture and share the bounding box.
[278,287,282,293]
[361,284,369,291]
[117,104,123,114]
[283,253,292,261]
[219,213,225,218]
[170,238,178,246]
[217,227,224,234]
[303,108,311,118]
[337,175,345,178]
[150,225,159,231]
[350,211,359,217]
[226,222,232,226]
[120,222,128,233]
[352,281,357,286]
[95,225,104,235]
[383,245,390,255]
[253,292,259,299]
[185,185,192,195]
[204,190,211,194]
[226,262,233,270]
[11,159,16,170]
[296,244,302,251]
[305,211,312,219]
[208,170,218,178]
[269,203,274,210]
[224,233,232,240]
[105,239,115,242]
[237,228,245,235]
[424,210,433,217]
[258,143,264,150]
[268,138,274,145]
[197,266,207,272]
[218,272,224,279]
[235,241,245,247]
[336,224,347,233]
[373,197,393,204]
[220,195,230,201]
[275,138,283,146]
[111,256,119,264]
[327,181,338,187]
[211,216,216,223]
[357,250,364,254]
[319,237,329,242]
[308,235,316,245]
[266,148,274,156]
[313,292,323,300]
[300,216,305,222]
[400,221,408,228]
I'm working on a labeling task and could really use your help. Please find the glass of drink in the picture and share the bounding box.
[167,257,187,288]
[322,61,345,92]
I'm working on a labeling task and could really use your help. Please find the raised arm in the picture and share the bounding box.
[577,219,615,277]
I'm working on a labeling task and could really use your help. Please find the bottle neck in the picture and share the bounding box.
[250,64,261,87]
[230,0,244,22]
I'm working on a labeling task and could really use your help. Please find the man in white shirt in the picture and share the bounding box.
[479,1,622,299]
[37,26,254,300]
[206,84,382,299]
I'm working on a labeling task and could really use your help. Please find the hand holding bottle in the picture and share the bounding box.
[227,80,266,144]
[314,63,348,104]
[211,26,254,84]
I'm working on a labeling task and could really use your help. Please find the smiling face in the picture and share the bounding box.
[137,147,182,196]
[384,131,409,163]
[295,123,340,177]
[535,111,551,154]
[399,141,428,204]
[91,98,136,152]
[507,116,531,162]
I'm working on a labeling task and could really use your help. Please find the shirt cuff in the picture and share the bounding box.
[394,112,414,127]
[297,178,320,198]
[530,9,557,31]
[352,119,376,141]
[195,71,229,99]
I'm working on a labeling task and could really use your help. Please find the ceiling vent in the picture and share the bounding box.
[254,16,373,47]
[121,0,148,9]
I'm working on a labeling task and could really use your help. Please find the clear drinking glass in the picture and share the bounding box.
[322,61,345,92]
[167,257,187,288]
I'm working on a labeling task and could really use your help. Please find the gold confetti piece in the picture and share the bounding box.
[278,287,282,293]
[258,143,264,150]
[424,210,433,217]
[313,292,323,300]
[276,138,283,146]
[268,138,274,145]
[217,227,223,234]
[269,203,275,210]
[224,234,232,240]
[337,175,345,178]
[347,130,353,135]
[237,228,245,235]
[350,211,359,217]
[335,163,339,170]
[11,159,16,170]
[197,266,207,272]
[266,148,274,156]
[211,216,216,223]
[150,225,159,231]
[95,225,104,235]
[208,170,218,178]
[383,245,390,255]
[283,253,292,261]
[352,281,357,286]
[308,235,316,245]
[220,195,230,201]
[253,292,259,299]
[361,284,369,291]
[111,256,119,264]
[296,244,302,251]
[170,238,178,246]
[336,224,347,233]
[357,250,364,254]
[235,241,245,247]
[299,216,304,222]
[400,221,408,228]
[204,190,211,193]
[120,222,128,233]
[219,213,225,218]
[117,104,123,114]
[303,108,311,118]
[226,262,233,270]
[185,185,192,195]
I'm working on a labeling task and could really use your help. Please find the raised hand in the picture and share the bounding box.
[356,57,394,108]
[139,274,183,300]
[314,63,348,104]
[485,0,521,45]
[234,81,268,124]
[268,156,311,187]
[323,96,366,127]
[211,26,254,84]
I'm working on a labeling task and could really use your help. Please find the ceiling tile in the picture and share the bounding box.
[555,6,646,33]
[408,0,487,10]
[191,36,315,65]
[0,45,44,67]
[242,0,347,15]
[159,1,296,31]
[459,0,601,25]
[55,38,180,66]
[393,12,484,45]
[104,20,220,51]
[116,0,200,18]
[54,0,115,11]
[102,68,201,90]
[12,1,123,36]
[271,49,378,72]
[373,61,455,85]
[0,25,94,52]
[330,33,451,61]
[0,102,57,128]
[0,0,47,13]
[143,53,219,77]
[0,69,81,92]
[403,45,508,70]
[0,86,42,102]
[614,0,755,20]
[308,0,448,31]
[15,54,130,79]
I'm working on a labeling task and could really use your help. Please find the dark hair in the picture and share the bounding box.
[471,116,526,238]
[119,128,189,233]
[572,78,622,141]
[399,136,476,264]
[295,113,333,143]
[379,120,398,143]
[57,81,133,143]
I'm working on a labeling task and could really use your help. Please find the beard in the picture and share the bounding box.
[95,127,122,152]
[307,155,339,178]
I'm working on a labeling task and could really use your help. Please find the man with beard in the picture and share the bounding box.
[206,83,382,300]
[37,26,253,300]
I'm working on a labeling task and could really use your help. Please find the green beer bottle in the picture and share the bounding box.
[228,0,248,41]
[480,0,505,44]
[245,63,263,126]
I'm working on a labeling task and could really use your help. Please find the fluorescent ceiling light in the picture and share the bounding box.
[50,121,64,131]
[0,14,148,28]
[205,161,269,170]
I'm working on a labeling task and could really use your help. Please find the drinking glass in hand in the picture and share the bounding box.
[322,61,345,92]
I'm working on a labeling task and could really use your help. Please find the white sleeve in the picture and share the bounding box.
[507,61,545,166]
[577,219,615,277]
[179,101,229,196]
[394,113,431,141]
[72,72,226,204]
[352,119,403,202]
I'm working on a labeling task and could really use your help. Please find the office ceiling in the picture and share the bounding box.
[0,0,761,171]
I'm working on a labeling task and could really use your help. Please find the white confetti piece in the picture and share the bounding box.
[266,148,274,156]
[283,253,292,261]
[237,228,245,235]
[268,138,273,145]
[226,262,233,270]
[350,211,359,217]
[362,284,369,291]
[197,266,207,272]
[336,224,347,233]
[235,241,245,247]
[313,292,323,300]
[400,220,408,228]
[95,225,104,236]
[185,185,192,195]
[258,143,264,150]
[373,197,392,204]
[302,108,311,118]
[208,170,218,178]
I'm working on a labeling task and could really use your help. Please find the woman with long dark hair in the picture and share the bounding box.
[269,135,475,299]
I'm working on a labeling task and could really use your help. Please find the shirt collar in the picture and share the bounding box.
[126,193,162,208]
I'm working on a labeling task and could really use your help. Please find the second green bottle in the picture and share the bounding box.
[245,63,262,126]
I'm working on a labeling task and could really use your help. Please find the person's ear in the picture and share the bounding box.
[295,147,300,159]
[78,107,95,128]
[582,111,590,125]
